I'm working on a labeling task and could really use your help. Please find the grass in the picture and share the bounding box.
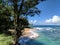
[0,34,13,45]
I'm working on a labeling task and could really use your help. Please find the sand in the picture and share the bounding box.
[22,28,39,39]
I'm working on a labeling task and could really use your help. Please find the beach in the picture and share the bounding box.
[22,28,39,39]
[18,28,39,45]
[18,26,60,45]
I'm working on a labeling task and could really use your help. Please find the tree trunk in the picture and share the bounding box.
[14,11,22,45]
[13,1,21,45]
[13,0,24,45]
[14,15,22,45]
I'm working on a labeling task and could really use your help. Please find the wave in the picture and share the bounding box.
[33,27,55,32]
[46,27,53,30]
[33,27,44,30]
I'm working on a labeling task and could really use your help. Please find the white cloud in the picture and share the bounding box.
[29,20,37,24]
[46,19,52,23]
[45,15,60,24]
[34,20,37,24]
[29,15,60,25]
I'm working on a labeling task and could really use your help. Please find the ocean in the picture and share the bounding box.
[19,25,60,45]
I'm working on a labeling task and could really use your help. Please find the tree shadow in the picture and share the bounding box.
[18,36,46,45]
[27,39,46,45]
[0,29,12,36]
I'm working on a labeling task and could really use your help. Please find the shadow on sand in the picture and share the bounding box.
[18,36,46,45]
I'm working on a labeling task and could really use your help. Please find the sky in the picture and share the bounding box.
[28,0,60,25]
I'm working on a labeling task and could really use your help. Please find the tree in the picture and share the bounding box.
[0,0,44,45]
[0,2,11,32]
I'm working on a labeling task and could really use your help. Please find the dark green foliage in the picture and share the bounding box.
[0,0,44,45]
[19,17,29,29]
[0,3,11,31]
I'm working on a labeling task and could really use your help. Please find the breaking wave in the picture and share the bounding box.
[33,27,56,32]
[34,27,54,30]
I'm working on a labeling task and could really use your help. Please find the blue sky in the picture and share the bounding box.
[28,0,60,25]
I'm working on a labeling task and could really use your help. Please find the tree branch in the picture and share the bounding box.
[18,0,24,15]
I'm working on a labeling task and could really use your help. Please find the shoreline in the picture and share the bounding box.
[22,28,39,39]
[18,28,39,44]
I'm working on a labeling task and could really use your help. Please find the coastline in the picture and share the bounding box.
[18,28,39,44]
[22,28,39,39]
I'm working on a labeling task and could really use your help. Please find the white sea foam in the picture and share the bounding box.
[33,27,44,30]
[33,27,55,32]
[46,27,52,30]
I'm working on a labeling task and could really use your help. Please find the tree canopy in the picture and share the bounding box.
[0,0,44,45]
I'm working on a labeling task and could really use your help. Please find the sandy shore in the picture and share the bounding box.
[18,28,39,45]
[22,28,39,39]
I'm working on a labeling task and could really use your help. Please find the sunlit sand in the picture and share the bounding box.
[22,28,39,39]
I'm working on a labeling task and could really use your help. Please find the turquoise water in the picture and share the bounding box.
[19,25,60,45]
